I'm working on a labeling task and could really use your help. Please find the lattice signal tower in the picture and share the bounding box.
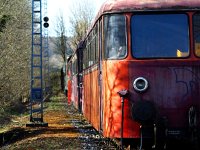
[27,0,49,127]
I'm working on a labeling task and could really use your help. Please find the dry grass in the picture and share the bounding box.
[0,93,85,149]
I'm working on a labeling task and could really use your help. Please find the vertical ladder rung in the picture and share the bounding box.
[33,11,41,13]
[33,65,41,68]
[33,76,41,79]
[33,21,41,24]
[33,43,41,46]
[32,108,42,113]
[33,32,41,35]
[33,54,41,57]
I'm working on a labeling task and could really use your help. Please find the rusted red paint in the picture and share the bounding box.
[90,69,100,130]
[99,0,200,13]
[83,73,91,122]
[128,61,200,128]
[102,60,140,138]
[67,69,72,105]
[82,68,100,130]
[71,76,79,109]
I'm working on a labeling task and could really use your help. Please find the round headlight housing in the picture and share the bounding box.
[133,77,148,92]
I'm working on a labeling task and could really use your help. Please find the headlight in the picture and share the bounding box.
[133,77,148,92]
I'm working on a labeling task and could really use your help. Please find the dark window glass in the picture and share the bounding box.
[193,12,200,57]
[131,14,189,58]
[103,15,127,59]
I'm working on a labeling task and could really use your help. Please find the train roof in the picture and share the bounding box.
[75,0,200,63]
[94,0,200,20]
[98,0,200,14]
[84,0,200,46]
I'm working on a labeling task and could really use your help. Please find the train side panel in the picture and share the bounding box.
[102,60,140,138]
[101,60,200,138]
[67,65,72,104]
[83,72,91,122]
[71,75,79,109]
[83,66,100,130]
[90,67,100,130]
[67,79,72,104]
[128,62,200,129]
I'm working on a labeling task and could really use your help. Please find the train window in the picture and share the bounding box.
[72,55,77,75]
[103,15,127,59]
[131,14,189,58]
[95,34,98,62]
[90,39,95,66]
[95,24,98,63]
[83,41,87,69]
[193,12,200,57]
[88,43,90,67]
[85,45,88,68]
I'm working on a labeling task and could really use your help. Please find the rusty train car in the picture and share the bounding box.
[67,0,200,149]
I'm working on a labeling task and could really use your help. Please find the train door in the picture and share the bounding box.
[67,61,72,104]
[77,41,84,113]
[99,19,103,131]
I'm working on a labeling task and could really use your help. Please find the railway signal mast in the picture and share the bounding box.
[27,0,49,127]
[42,0,50,100]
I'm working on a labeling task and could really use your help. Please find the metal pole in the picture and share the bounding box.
[117,89,128,150]
[121,96,124,150]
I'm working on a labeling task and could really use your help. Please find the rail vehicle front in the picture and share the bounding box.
[100,11,200,148]
[68,0,200,149]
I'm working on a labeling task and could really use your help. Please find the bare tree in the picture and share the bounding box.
[69,0,95,50]
[49,12,71,92]
[52,12,73,63]
[50,0,95,62]
[52,12,68,63]
[48,0,95,93]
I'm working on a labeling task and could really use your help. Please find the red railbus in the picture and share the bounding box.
[67,0,200,149]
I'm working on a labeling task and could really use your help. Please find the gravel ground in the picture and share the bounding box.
[0,93,120,150]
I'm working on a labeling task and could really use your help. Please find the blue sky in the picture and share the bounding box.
[47,0,106,36]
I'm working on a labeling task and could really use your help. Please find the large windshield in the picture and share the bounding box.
[103,15,127,59]
[131,14,189,58]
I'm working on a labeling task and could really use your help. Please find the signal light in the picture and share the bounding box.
[43,16,49,28]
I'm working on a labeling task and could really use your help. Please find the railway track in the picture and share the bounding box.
[71,118,120,150]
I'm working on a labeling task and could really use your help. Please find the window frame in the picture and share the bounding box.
[193,12,200,57]
[131,12,190,59]
[103,14,127,60]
